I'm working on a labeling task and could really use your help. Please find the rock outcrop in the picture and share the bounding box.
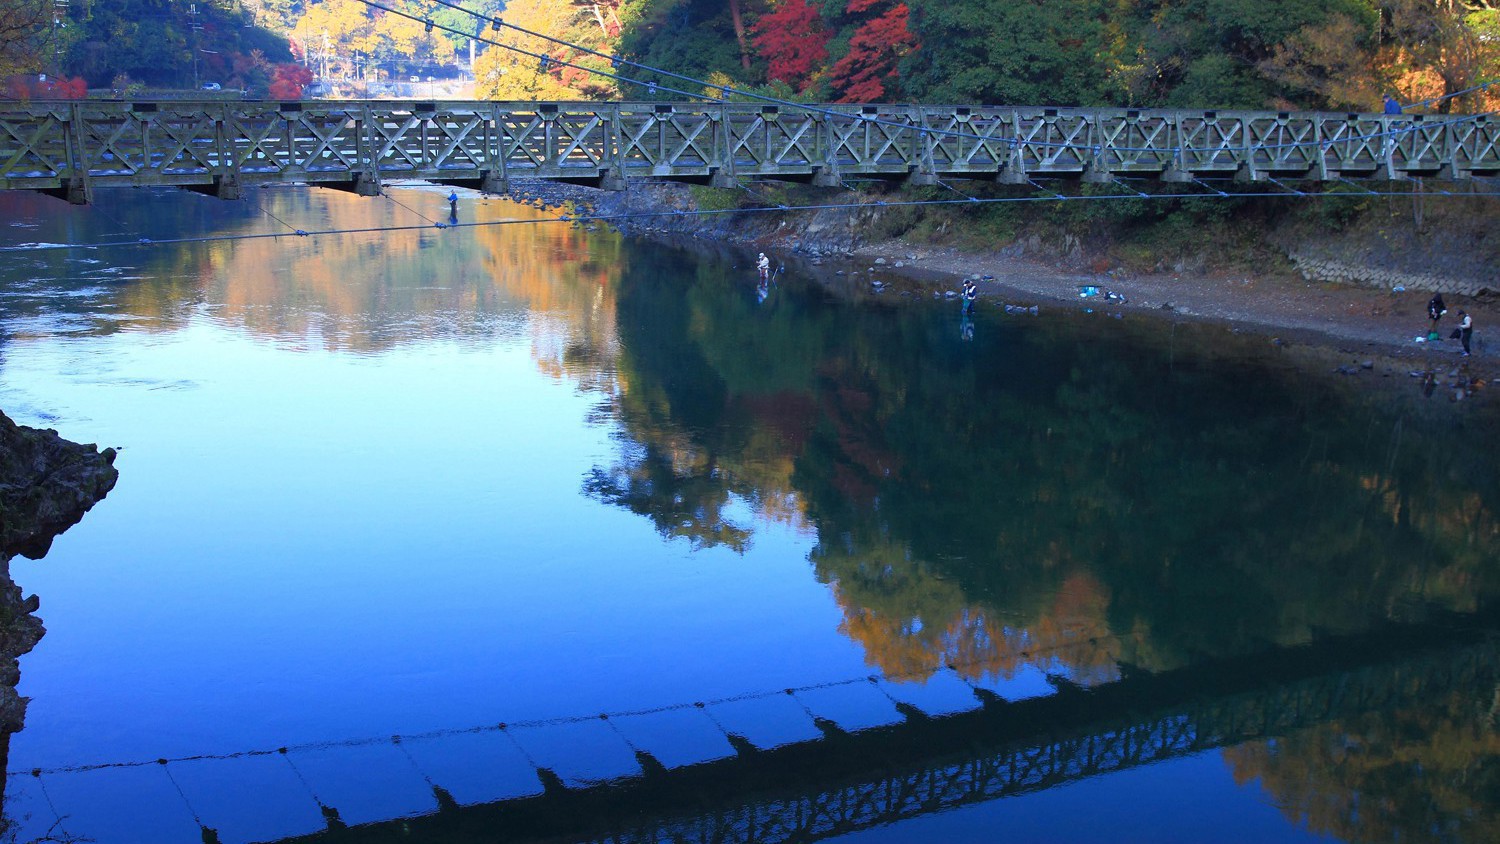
[0,410,118,742]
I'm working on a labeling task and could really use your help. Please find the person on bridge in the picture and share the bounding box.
[1384,94,1403,115]
[757,253,770,281]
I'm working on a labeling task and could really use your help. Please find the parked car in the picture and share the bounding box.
[201,82,221,91]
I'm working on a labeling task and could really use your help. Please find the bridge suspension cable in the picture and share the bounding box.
[1406,79,1500,112]
[2,178,1497,254]
[362,0,1497,157]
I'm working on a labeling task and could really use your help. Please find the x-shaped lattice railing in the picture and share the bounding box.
[0,112,66,177]
[424,112,491,171]
[288,111,361,173]
[926,113,1009,169]
[2,102,1496,197]
[221,109,290,173]
[79,112,148,175]
[1175,117,1248,168]
[500,113,549,169]
[1011,115,1092,169]
[147,112,219,175]
[550,113,609,168]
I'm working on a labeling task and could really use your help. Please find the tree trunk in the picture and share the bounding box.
[728,0,751,71]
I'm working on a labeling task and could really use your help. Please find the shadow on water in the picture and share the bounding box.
[281,609,1500,843]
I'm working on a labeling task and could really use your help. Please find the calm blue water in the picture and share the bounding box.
[0,186,1496,843]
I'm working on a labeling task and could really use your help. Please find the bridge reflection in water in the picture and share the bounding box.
[5,611,1496,844]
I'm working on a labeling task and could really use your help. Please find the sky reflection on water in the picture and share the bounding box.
[0,187,1496,843]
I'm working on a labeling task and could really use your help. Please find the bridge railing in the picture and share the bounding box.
[1,100,1496,203]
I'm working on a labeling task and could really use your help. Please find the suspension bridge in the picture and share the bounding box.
[1,100,1496,205]
[6,611,1497,844]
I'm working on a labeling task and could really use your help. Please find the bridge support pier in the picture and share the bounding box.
[1081,165,1114,184]
[36,177,91,205]
[325,172,382,197]
[996,167,1028,185]
[905,167,937,187]
[598,167,628,192]
[709,167,736,189]
[184,175,241,201]
[482,170,509,195]
[811,163,842,188]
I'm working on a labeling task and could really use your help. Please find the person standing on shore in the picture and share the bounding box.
[1428,293,1447,340]
[1459,310,1473,356]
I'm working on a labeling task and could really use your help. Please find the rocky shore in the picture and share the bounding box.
[0,411,118,743]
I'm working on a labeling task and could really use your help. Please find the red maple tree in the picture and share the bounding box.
[4,75,88,100]
[752,0,830,92]
[826,1,917,103]
[268,64,313,100]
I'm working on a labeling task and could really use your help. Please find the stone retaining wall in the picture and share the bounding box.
[1288,255,1493,295]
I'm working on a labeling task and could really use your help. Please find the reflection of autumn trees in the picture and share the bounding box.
[585,252,821,551]
[823,537,1122,686]
[591,263,1500,684]
[1225,690,1500,843]
[76,190,626,390]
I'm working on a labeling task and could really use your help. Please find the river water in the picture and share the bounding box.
[0,186,1497,844]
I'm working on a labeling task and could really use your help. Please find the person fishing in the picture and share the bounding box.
[1428,293,1447,340]
[756,253,770,281]
[961,279,978,315]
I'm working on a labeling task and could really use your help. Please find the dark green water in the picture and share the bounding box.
[0,186,1497,843]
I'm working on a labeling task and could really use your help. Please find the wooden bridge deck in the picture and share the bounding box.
[2,100,1496,204]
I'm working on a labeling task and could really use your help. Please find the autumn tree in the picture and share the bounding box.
[268,62,312,98]
[291,0,456,82]
[473,0,621,100]
[1258,14,1384,111]
[0,0,54,78]
[751,0,828,92]
[1117,0,1379,108]
[1378,0,1500,112]
[825,0,918,102]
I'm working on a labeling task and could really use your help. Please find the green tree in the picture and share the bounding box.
[1119,0,1379,108]
[901,0,1112,105]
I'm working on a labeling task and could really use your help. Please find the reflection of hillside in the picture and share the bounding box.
[1225,689,1500,843]
[822,539,1122,686]
[586,250,820,553]
[592,249,1500,686]
[40,189,630,387]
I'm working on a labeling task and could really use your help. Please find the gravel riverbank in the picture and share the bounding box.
[506,179,1498,392]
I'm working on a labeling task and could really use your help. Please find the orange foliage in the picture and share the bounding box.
[833,569,1121,686]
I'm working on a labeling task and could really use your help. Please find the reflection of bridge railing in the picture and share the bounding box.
[282,614,1496,844]
[2,101,1497,204]
[9,614,1494,844]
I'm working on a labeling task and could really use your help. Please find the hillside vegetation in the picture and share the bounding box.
[2,1,1496,110]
